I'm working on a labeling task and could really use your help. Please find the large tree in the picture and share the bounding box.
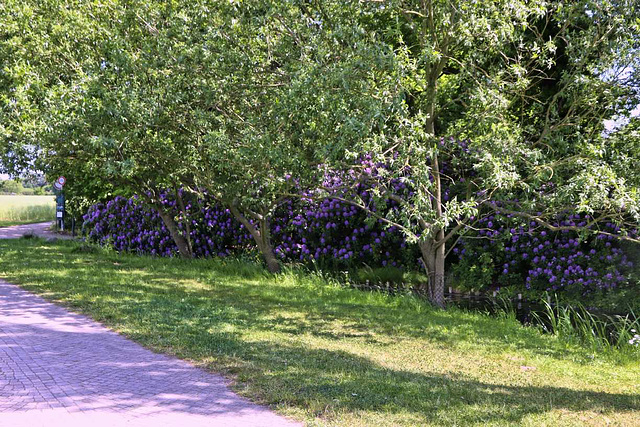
[290,0,640,306]
[1,1,208,257]
[1,1,339,270]
[186,1,395,272]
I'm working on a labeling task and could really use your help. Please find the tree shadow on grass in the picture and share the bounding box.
[1,240,590,362]
[205,337,640,425]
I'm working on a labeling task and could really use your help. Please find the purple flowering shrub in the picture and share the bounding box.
[84,196,178,256]
[83,193,254,258]
[269,153,421,269]
[450,212,635,297]
[83,189,419,269]
[83,142,636,301]
[83,143,469,271]
[271,198,416,269]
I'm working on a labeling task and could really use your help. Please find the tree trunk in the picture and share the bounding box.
[228,204,281,273]
[156,208,192,258]
[419,238,446,308]
[258,228,281,274]
[175,188,194,255]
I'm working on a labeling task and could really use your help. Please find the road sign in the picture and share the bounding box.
[54,176,66,191]
[54,179,66,230]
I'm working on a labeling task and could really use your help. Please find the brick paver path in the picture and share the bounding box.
[0,279,299,426]
[0,222,73,240]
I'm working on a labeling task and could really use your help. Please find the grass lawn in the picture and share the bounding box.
[0,238,638,426]
[0,195,55,227]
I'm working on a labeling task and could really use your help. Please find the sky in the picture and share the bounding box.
[604,105,640,132]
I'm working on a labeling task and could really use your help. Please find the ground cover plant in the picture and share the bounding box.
[0,194,54,227]
[0,238,638,426]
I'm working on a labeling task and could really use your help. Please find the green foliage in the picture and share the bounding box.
[533,296,640,356]
[0,179,23,194]
[449,251,496,292]
[354,266,420,286]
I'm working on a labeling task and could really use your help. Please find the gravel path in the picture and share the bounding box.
[0,279,299,426]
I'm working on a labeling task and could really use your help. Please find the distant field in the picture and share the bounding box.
[0,195,55,227]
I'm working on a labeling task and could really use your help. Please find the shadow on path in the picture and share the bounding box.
[0,280,298,426]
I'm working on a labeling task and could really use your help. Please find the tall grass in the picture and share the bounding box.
[533,295,640,355]
[0,195,55,226]
[492,294,518,322]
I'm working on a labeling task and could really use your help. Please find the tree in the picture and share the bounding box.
[1,1,330,270]
[0,179,23,194]
[184,1,399,272]
[176,1,321,272]
[291,0,640,306]
[1,0,203,257]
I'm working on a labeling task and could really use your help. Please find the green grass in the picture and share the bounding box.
[0,195,55,227]
[0,239,638,426]
[532,296,640,355]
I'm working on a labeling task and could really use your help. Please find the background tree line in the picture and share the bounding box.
[0,176,50,195]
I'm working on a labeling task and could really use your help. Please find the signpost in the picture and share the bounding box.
[54,176,66,230]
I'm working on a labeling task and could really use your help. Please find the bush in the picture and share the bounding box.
[82,146,638,307]
[0,179,24,194]
[83,194,254,258]
[449,211,636,303]
[83,190,417,270]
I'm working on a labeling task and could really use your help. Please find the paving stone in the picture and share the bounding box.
[0,280,299,426]
[0,222,74,240]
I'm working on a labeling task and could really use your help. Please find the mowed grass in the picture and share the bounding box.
[0,195,55,227]
[0,239,638,426]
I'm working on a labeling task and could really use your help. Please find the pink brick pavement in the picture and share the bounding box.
[0,222,72,240]
[0,279,300,426]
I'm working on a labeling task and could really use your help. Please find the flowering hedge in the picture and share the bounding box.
[450,211,635,297]
[83,144,635,299]
[84,189,634,301]
[84,193,258,258]
[83,191,417,270]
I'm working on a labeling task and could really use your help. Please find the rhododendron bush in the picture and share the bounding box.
[83,191,417,270]
[450,212,635,298]
[83,189,635,300]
